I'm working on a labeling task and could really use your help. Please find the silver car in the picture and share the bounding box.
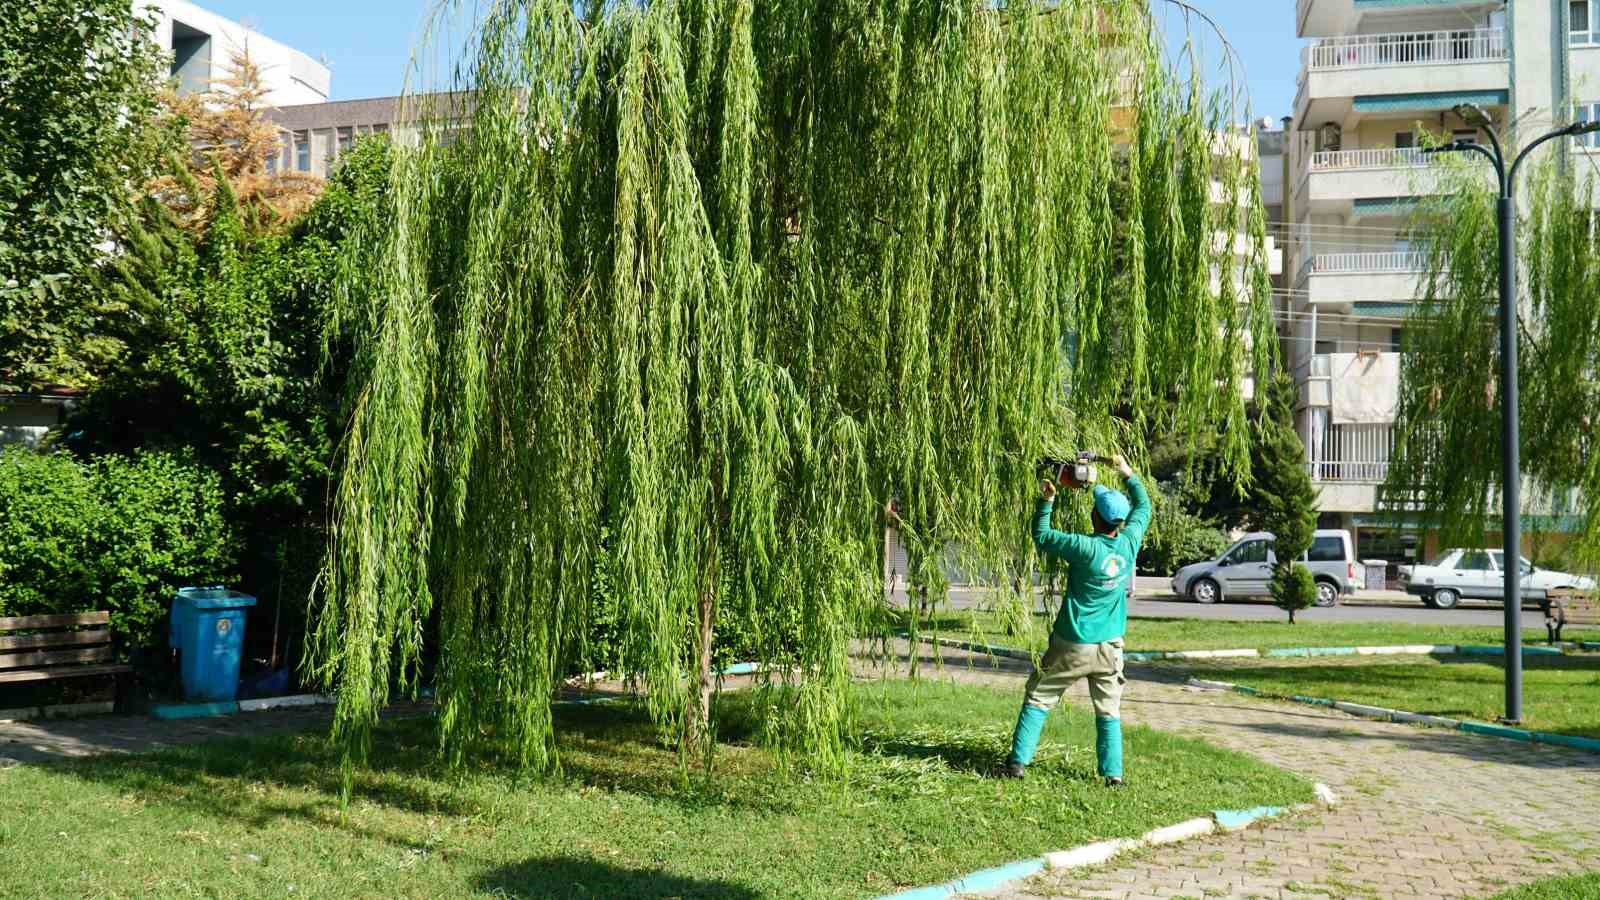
[1171,530,1360,608]
[1399,549,1597,610]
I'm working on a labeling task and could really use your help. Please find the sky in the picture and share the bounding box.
[196,0,1305,122]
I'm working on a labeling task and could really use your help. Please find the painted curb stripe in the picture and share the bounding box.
[1213,806,1287,832]
[876,857,1047,900]
[1044,838,1133,869]
[1189,677,1598,754]
[1533,732,1600,752]
[916,635,1581,664]
[1142,817,1215,846]
[1459,721,1534,742]
[151,701,239,719]
[238,694,333,712]
[872,801,1316,899]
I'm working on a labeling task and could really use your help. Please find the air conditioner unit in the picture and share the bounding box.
[1317,123,1342,152]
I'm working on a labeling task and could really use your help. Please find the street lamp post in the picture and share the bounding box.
[1424,104,1600,723]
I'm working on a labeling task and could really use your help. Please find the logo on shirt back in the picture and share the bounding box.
[1101,554,1127,580]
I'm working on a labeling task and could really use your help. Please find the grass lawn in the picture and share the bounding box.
[901,609,1563,654]
[1492,872,1600,899]
[1172,655,1600,739]
[0,680,1310,899]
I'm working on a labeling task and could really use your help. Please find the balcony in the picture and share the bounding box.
[1300,150,1446,210]
[1297,0,1503,40]
[1295,28,1507,128]
[1310,249,1424,275]
[1292,236,1424,305]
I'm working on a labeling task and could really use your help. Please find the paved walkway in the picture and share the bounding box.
[864,642,1600,900]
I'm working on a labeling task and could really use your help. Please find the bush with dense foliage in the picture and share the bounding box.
[1139,485,1232,576]
[0,447,235,647]
[65,139,394,661]
[0,1,171,390]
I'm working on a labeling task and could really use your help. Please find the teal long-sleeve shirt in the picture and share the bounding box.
[1032,475,1151,644]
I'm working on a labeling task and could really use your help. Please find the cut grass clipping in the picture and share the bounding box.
[901,609,1561,654]
[0,681,1309,899]
[1173,655,1600,739]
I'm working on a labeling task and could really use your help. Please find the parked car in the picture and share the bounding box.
[1171,530,1360,607]
[1398,549,1597,610]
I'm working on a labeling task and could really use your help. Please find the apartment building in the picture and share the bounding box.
[1287,0,1593,572]
[134,1,331,106]
[262,94,478,178]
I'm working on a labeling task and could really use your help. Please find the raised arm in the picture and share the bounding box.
[1032,483,1095,565]
[1116,455,1153,549]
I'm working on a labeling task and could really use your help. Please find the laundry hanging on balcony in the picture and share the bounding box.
[1330,351,1399,425]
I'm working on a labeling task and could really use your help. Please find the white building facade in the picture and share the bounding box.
[1287,0,1594,569]
[135,0,331,106]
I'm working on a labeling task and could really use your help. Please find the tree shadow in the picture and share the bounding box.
[474,856,760,899]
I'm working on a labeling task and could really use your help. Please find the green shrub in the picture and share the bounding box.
[1270,563,1317,625]
[1139,485,1231,576]
[0,447,235,648]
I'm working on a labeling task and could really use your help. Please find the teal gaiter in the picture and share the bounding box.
[1095,715,1123,778]
[1008,705,1050,765]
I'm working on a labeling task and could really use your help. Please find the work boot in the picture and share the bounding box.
[991,760,1026,779]
[1104,776,1124,788]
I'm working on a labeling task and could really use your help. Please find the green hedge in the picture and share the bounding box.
[0,447,235,648]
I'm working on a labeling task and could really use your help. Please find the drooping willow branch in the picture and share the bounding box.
[1385,150,1600,564]
[306,0,1277,776]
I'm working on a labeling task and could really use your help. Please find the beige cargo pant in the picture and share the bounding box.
[1022,636,1126,717]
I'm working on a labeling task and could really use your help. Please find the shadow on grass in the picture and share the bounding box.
[41,695,812,854]
[475,856,760,899]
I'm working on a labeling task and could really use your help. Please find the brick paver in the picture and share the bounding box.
[862,641,1600,899]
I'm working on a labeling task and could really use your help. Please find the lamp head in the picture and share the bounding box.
[1453,103,1493,127]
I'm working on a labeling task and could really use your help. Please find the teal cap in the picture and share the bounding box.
[1093,485,1131,525]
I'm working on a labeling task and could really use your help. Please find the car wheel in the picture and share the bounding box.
[1190,577,1221,605]
[1314,580,1339,608]
[1433,587,1461,610]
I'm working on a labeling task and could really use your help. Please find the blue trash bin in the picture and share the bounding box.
[170,586,257,702]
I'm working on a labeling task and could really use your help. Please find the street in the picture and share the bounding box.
[906,579,1553,628]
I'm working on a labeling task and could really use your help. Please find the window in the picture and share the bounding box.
[1394,131,1415,150]
[1390,328,1404,351]
[1225,540,1270,565]
[1487,551,1534,573]
[1575,1,1594,43]
[337,127,353,155]
[1452,129,1478,145]
[266,154,277,174]
[295,134,310,172]
[1456,551,1492,571]
[1306,536,1347,563]
[1577,103,1600,148]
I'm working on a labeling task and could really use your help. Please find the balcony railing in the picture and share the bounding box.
[1309,423,1394,485]
[1310,250,1425,274]
[1310,147,1434,171]
[1310,460,1391,483]
[1305,28,1506,71]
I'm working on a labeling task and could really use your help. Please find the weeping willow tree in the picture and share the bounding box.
[1386,150,1600,564]
[306,0,1276,775]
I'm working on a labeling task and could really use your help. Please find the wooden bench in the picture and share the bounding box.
[1544,589,1600,644]
[0,612,132,705]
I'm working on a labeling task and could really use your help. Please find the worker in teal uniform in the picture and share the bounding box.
[994,453,1151,785]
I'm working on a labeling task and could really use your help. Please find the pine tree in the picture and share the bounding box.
[1256,376,1320,622]
[152,46,322,233]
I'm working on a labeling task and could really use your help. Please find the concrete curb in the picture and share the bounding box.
[915,634,1584,665]
[143,661,770,722]
[874,790,1336,900]
[1186,677,1600,754]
